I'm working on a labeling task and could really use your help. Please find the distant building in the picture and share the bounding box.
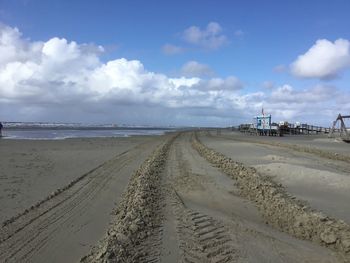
[255,115,279,135]
[256,115,271,130]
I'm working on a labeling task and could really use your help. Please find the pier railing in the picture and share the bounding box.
[238,124,336,136]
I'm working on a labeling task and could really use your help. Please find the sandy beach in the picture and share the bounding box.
[2,1,350,262]
[1,131,350,262]
[0,135,166,262]
[201,130,350,224]
[0,135,164,222]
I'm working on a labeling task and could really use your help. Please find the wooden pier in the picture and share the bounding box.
[239,123,334,136]
[280,125,332,135]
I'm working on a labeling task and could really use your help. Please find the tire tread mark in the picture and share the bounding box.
[0,140,159,262]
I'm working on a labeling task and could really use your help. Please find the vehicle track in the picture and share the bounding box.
[173,193,238,263]
[192,132,350,261]
[0,138,163,263]
[210,131,350,164]
[87,131,339,262]
[160,133,339,262]
[161,135,238,263]
[81,134,176,263]
[209,131,350,179]
[9,131,342,262]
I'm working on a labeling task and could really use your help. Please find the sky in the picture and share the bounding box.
[0,0,350,126]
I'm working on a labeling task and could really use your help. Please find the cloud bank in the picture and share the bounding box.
[0,23,348,126]
[0,23,249,125]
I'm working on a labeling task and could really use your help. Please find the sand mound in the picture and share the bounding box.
[192,132,350,258]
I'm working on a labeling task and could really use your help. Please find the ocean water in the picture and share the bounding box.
[1,128,172,140]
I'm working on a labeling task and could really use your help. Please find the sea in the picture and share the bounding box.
[1,123,175,140]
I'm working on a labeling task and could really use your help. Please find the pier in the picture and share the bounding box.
[238,123,334,136]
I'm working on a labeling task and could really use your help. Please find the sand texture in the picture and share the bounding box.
[1,131,349,262]
[0,136,165,262]
[81,133,345,262]
[201,131,350,225]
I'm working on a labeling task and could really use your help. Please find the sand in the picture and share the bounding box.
[0,135,166,262]
[0,136,162,222]
[200,131,350,225]
[1,131,349,262]
[82,133,344,262]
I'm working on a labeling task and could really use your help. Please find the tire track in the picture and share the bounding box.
[211,132,350,164]
[76,131,342,262]
[174,194,238,263]
[81,133,239,262]
[81,135,176,262]
[164,132,340,263]
[1,151,133,261]
[16,157,130,261]
[192,131,350,260]
[162,134,239,263]
[0,139,162,263]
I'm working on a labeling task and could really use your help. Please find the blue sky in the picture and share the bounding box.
[0,0,350,126]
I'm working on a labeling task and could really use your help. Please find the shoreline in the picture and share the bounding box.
[0,128,175,140]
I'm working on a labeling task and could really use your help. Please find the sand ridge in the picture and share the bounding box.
[193,132,350,258]
[81,132,343,262]
[1,131,348,262]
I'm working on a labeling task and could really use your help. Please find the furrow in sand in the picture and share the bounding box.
[173,195,237,263]
[0,138,163,263]
[192,131,350,261]
[162,134,245,263]
[210,131,350,164]
[172,132,342,262]
[80,134,178,262]
[25,130,343,263]
[80,133,239,263]
[3,157,131,261]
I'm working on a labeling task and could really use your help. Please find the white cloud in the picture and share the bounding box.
[291,39,350,79]
[0,23,42,66]
[169,77,200,88]
[262,84,340,122]
[182,22,228,50]
[180,61,214,77]
[161,43,184,55]
[270,84,334,103]
[0,23,347,126]
[0,24,250,126]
